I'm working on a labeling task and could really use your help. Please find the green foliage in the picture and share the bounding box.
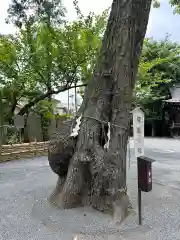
[55,113,73,120]
[152,0,180,14]
[1,2,108,121]
[6,131,19,144]
[3,0,180,128]
[152,0,160,8]
[6,0,66,28]
[0,33,38,122]
[169,0,180,14]
[62,9,108,85]
[135,37,180,120]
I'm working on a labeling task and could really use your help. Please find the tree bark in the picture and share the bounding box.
[48,0,152,223]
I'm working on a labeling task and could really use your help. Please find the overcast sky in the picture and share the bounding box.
[1,0,180,106]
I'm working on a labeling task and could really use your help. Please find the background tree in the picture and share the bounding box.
[1,1,108,121]
[134,37,180,135]
[0,34,38,123]
[6,0,66,28]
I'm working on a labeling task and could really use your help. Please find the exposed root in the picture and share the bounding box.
[49,176,66,207]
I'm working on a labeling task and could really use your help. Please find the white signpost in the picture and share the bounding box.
[132,107,145,225]
[132,107,145,157]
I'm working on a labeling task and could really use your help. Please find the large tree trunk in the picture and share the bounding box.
[48,0,152,223]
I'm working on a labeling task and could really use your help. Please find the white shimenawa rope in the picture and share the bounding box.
[70,115,126,151]
[70,115,82,137]
[70,116,111,150]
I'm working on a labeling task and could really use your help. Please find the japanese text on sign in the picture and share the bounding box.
[132,108,144,157]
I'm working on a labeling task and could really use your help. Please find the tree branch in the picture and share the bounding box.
[17,83,87,115]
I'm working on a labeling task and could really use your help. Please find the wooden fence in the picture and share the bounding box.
[0,141,49,163]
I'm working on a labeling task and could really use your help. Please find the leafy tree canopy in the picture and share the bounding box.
[6,0,66,27]
[135,37,180,120]
[0,1,108,122]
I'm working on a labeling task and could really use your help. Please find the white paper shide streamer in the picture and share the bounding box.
[104,122,111,149]
[70,115,82,137]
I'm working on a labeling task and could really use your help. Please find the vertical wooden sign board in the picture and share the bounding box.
[132,107,145,225]
[14,115,25,143]
[27,113,42,142]
[14,115,25,129]
[34,114,43,142]
[27,113,36,142]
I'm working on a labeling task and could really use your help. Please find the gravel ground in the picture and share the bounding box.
[0,138,180,240]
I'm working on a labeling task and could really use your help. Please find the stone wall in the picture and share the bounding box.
[0,142,49,162]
